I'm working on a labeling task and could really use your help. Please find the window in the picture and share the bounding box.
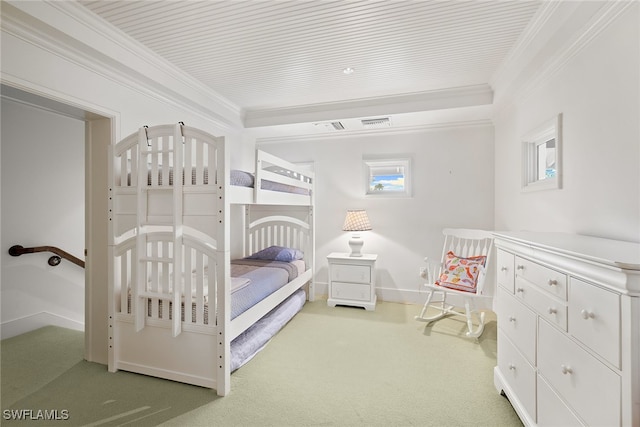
[364,158,411,197]
[522,114,562,192]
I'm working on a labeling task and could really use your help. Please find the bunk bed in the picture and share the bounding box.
[108,124,314,396]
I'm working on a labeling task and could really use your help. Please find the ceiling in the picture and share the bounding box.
[78,0,543,134]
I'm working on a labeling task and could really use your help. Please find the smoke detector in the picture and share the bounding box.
[314,121,345,131]
[361,117,391,129]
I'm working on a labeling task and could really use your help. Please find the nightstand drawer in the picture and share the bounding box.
[331,281,370,302]
[331,264,371,284]
[327,253,377,311]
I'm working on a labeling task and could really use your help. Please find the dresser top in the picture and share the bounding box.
[493,231,640,271]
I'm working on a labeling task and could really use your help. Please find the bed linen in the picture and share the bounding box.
[229,258,300,319]
[230,169,310,195]
[130,258,306,323]
[126,168,309,195]
[230,288,306,371]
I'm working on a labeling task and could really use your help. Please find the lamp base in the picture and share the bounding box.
[348,235,364,257]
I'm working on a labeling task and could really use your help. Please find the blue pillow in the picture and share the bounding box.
[247,246,303,262]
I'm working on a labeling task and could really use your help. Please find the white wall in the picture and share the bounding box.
[494,3,639,243]
[260,124,495,303]
[1,98,85,338]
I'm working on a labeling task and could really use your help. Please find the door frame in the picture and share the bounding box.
[1,81,117,364]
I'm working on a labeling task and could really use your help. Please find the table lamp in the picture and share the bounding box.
[342,210,372,257]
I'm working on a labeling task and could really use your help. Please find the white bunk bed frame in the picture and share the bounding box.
[107,124,314,396]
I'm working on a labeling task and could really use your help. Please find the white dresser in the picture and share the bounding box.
[327,252,377,310]
[493,232,640,427]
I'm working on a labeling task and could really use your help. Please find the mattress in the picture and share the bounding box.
[231,170,310,195]
[124,168,309,195]
[230,258,303,319]
[130,259,306,324]
[230,288,306,371]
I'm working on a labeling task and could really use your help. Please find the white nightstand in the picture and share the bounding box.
[327,252,377,310]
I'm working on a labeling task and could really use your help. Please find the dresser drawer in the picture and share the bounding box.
[568,278,620,368]
[515,256,567,300]
[498,287,537,365]
[331,264,370,284]
[496,249,515,293]
[498,330,537,422]
[331,281,370,302]
[538,319,620,427]
[515,277,567,331]
[537,376,583,427]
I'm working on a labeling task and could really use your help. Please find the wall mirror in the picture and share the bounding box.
[522,113,562,192]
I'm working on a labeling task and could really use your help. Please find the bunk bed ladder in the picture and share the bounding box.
[134,124,184,337]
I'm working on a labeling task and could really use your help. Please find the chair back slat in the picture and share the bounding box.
[416,228,495,338]
[440,228,495,294]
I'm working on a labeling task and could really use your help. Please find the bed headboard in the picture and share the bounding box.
[243,206,313,263]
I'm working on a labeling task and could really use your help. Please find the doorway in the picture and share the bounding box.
[1,84,113,364]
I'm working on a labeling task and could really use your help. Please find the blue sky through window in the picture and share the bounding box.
[370,173,405,192]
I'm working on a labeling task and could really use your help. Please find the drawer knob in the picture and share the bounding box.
[561,364,573,375]
[516,287,524,293]
[508,364,516,371]
[516,265,525,270]
[500,266,508,272]
[508,316,516,322]
[548,279,558,286]
[548,307,557,315]
[581,309,595,320]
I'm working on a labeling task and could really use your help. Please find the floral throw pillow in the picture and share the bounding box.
[437,251,486,293]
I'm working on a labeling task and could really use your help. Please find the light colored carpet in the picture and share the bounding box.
[1,300,522,426]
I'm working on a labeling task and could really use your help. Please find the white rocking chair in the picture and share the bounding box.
[415,228,494,338]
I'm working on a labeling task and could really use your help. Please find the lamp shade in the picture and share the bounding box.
[342,210,372,232]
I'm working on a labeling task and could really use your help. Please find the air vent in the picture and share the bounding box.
[361,117,391,129]
[314,121,345,131]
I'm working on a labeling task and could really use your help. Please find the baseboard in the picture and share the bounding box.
[1,311,84,340]
[377,287,425,305]
[313,281,424,306]
[313,283,494,309]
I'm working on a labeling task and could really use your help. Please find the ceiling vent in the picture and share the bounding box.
[361,117,391,129]
[314,121,345,131]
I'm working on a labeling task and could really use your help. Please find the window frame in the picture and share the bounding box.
[521,114,562,192]
[363,157,412,197]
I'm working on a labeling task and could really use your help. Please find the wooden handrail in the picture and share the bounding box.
[8,245,85,268]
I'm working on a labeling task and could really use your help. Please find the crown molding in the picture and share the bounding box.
[255,119,493,146]
[492,0,635,111]
[1,1,242,132]
[513,1,635,105]
[490,1,563,90]
[245,84,493,128]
